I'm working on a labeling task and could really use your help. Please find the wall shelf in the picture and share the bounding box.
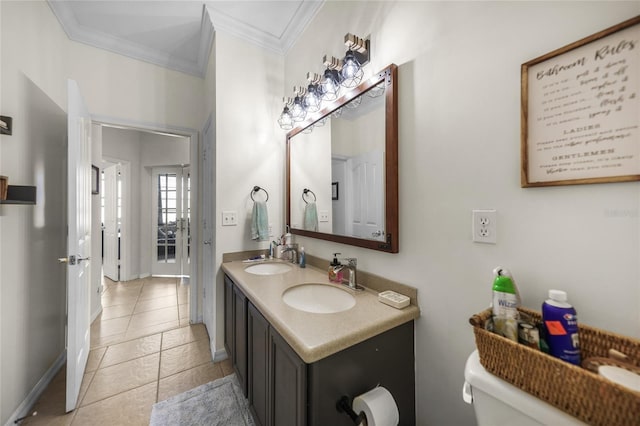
[0,185,36,205]
[0,116,12,135]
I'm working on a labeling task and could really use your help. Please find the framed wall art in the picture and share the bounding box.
[521,15,640,187]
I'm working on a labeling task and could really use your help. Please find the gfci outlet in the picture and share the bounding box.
[472,209,497,244]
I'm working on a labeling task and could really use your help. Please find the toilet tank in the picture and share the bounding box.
[463,351,587,426]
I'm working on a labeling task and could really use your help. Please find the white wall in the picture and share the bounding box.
[285,2,640,425]
[212,32,285,351]
[0,1,205,423]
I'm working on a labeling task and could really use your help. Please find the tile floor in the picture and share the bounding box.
[22,276,233,426]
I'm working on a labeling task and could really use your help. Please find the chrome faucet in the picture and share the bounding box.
[282,244,298,264]
[343,258,357,289]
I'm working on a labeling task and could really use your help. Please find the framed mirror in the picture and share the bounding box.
[286,64,398,253]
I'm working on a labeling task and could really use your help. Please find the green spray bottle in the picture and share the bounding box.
[491,267,521,342]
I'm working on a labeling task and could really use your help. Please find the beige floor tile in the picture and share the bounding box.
[77,370,96,407]
[72,382,157,426]
[100,303,136,320]
[160,339,212,378]
[219,358,234,376]
[22,368,76,426]
[128,306,178,330]
[124,320,180,341]
[161,324,208,350]
[90,316,130,338]
[177,288,189,304]
[104,284,142,295]
[82,353,160,405]
[133,295,177,314]
[142,276,177,285]
[90,332,126,349]
[101,334,161,368]
[101,293,139,308]
[86,347,106,372]
[138,288,176,301]
[178,303,189,319]
[157,362,224,402]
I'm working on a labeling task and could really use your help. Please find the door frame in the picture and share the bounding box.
[93,115,201,324]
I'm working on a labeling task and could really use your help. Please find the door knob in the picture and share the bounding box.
[203,240,212,245]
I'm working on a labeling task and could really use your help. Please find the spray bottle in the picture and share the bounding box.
[491,267,521,342]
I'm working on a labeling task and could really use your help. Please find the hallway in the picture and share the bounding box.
[22,277,228,425]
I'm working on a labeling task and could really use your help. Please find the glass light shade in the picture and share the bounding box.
[303,84,321,113]
[340,50,363,88]
[344,94,362,109]
[278,106,293,130]
[290,96,306,122]
[320,69,341,101]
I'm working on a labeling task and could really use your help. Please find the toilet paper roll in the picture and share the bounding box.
[352,386,399,426]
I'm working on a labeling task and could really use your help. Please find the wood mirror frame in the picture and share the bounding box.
[286,63,398,253]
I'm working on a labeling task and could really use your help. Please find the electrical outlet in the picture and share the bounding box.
[319,210,329,222]
[268,223,273,237]
[222,211,238,226]
[472,209,497,244]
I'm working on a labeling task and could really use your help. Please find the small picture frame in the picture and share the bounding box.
[332,181,339,200]
[91,165,99,194]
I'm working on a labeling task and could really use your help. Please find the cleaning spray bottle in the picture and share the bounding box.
[491,267,521,342]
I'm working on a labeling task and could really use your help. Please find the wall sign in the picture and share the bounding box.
[521,16,640,187]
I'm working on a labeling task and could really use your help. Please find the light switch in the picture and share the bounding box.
[222,211,237,226]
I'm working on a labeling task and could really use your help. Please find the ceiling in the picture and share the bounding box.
[47,0,324,77]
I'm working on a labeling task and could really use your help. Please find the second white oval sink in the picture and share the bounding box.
[245,262,292,275]
[282,284,355,314]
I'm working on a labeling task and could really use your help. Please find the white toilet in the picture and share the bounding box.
[463,350,587,425]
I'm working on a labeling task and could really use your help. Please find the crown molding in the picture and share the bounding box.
[47,1,213,78]
[207,1,323,55]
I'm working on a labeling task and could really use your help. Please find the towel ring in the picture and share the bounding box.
[302,188,316,204]
[251,186,269,202]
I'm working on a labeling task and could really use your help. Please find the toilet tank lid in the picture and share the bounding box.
[464,350,587,425]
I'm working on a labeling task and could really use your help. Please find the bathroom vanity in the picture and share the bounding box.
[222,259,420,426]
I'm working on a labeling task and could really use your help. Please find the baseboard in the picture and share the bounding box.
[4,351,66,426]
[139,272,151,279]
[213,346,228,362]
[91,306,103,324]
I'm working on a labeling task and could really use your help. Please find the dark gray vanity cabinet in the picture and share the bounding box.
[248,300,307,426]
[224,275,248,396]
[225,274,415,426]
[247,302,269,426]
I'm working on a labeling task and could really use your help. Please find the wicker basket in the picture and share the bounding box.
[469,307,640,426]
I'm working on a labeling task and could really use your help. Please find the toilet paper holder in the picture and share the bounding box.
[337,396,366,424]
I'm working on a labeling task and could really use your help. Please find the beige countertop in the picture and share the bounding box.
[222,259,420,364]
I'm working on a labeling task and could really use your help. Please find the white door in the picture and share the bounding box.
[102,165,119,281]
[202,118,215,333]
[152,167,187,276]
[347,150,385,241]
[65,79,92,412]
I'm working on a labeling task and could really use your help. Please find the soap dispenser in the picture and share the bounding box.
[328,253,343,283]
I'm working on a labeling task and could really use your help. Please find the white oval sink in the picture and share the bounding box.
[244,262,292,275]
[282,284,355,314]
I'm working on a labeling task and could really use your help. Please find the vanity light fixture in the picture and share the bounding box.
[303,73,322,113]
[340,33,369,88]
[278,108,294,130]
[290,90,307,123]
[277,32,371,131]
